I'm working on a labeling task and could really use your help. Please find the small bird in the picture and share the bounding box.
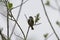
[28,16,34,30]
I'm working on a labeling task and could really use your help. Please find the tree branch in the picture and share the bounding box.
[0,12,6,17]
[34,23,41,26]
[45,33,53,40]
[25,27,30,40]
[11,0,28,10]
[14,32,23,40]
[41,0,60,40]
[24,14,30,40]
[5,0,10,40]
[54,0,60,8]
[10,0,24,38]
[49,5,58,10]
[10,11,25,40]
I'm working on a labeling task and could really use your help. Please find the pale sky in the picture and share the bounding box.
[0,0,60,40]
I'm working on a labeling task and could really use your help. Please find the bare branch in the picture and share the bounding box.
[5,0,10,40]
[11,0,28,10]
[49,5,58,10]
[25,27,30,40]
[41,0,60,40]
[34,23,41,26]
[47,33,53,39]
[45,33,53,40]
[14,32,23,39]
[0,12,6,17]
[54,0,60,8]
[24,14,28,21]
[10,11,25,39]
[10,0,24,38]
[24,14,30,40]
[0,12,15,21]
[1,33,7,40]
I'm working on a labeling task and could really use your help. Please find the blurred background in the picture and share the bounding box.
[0,0,60,40]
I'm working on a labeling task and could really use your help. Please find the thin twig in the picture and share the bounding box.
[24,14,41,40]
[10,0,29,38]
[45,33,53,40]
[0,33,7,40]
[0,29,7,40]
[49,5,58,10]
[11,0,28,10]
[10,11,25,39]
[54,0,60,8]
[24,14,28,20]
[34,23,41,26]
[5,0,10,40]
[25,27,30,40]
[47,33,53,39]
[24,14,30,40]
[0,12,6,17]
[41,0,60,40]
[54,0,60,12]
[14,32,23,39]
[10,0,23,38]
[0,12,15,21]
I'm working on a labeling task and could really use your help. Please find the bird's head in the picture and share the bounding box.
[29,16,33,19]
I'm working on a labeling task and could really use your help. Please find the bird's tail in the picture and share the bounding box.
[31,27,34,30]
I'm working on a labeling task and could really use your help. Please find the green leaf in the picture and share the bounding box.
[56,21,60,26]
[45,0,50,6]
[35,13,40,23]
[7,2,13,10]
[44,33,48,38]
